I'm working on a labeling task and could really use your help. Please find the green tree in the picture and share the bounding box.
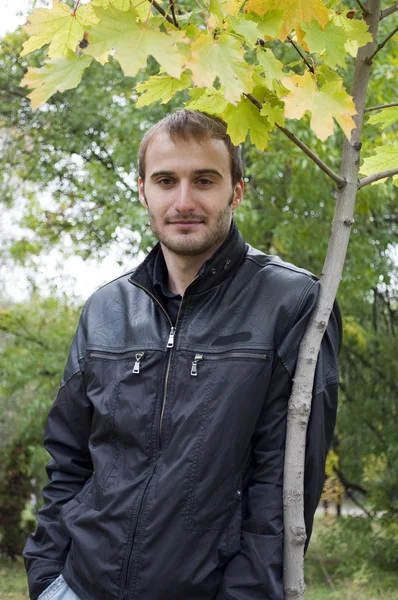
[0,295,80,556]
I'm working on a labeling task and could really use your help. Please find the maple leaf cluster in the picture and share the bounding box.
[20,0,397,180]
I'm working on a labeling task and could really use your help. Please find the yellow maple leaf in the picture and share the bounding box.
[85,5,187,79]
[22,51,93,110]
[245,0,330,40]
[282,71,356,141]
[22,0,98,58]
[187,32,254,104]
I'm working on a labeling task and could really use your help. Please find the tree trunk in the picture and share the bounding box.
[283,2,381,598]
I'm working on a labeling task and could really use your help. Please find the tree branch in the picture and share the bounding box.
[366,25,398,62]
[286,36,315,74]
[380,3,398,19]
[244,93,346,187]
[355,0,368,13]
[149,0,180,28]
[359,167,398,188]
[365,102,398,112]
[333,466,368,496]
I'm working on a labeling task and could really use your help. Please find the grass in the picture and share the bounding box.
[1,517,398,599]
[0,557,28,600]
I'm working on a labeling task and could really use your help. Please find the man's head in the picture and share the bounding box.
[138,110,244,261]
[138,110,243,186]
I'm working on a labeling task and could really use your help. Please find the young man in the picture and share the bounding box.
[24,110,341,600]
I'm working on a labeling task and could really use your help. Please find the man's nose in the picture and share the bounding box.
[174,181,196,212]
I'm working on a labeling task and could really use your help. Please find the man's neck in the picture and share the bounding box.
[161,238,229,296]
[160,247,207,296]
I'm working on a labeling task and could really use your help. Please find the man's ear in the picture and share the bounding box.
[138,177,147,208]
[231,179,244,212]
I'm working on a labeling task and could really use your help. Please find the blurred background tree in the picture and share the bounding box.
[0,3,397,591]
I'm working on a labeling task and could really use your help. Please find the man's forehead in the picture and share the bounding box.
[145,132,231,172]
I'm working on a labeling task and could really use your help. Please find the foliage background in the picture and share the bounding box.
[0,0,397,594]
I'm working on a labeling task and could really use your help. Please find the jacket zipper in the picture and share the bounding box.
[89,351,146,375]
[191,352,267,376]
[122,280,187,600]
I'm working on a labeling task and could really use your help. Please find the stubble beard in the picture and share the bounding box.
[145,193,234,257]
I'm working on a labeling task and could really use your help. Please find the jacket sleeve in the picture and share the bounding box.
[216,282,341,600]
[23,312,93,600]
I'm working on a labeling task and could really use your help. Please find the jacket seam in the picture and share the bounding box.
[60,368,82,390]
[277,279,319,375]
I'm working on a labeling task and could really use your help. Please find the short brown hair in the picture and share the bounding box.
[138,110,243,185]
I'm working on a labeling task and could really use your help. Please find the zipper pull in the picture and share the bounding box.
[133,352,145,374]
[167,327,176,349]
[191,354,203,376]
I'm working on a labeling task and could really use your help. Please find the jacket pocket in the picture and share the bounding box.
[59,475,97,524]
[184,350,271,532]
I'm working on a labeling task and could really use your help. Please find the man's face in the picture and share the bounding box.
[138,132,243,259]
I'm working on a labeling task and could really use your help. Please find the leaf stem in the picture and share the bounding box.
[244,93,346,187]
[73,0,81,15]
[149,0,180,28]
[286,36,315,74]
[380,3,398,19]
[169,0,179,28]
[365,102,398,112]
[366,24,398,62]
[358,167,398,188]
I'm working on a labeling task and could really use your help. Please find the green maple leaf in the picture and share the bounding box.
[22,51,93,109]
[256,48,285,91]
[222,97,272,149]
[92,0,151,21]
[332,14,372,56]
[367,107,398,130]
[92,0,132,10]
[256,10,284,38]
[22,0,97,58]
[86,5,187,79]
[186,87,229,114]
[282,71,356,141]
[188,32,254,104]
[260,103,285,126]
[135,71,191,107]
[360,143,398,187]
[301,19,348,68]
[230,16,265,45]
[245,0,330,40]
[208,0,244,27]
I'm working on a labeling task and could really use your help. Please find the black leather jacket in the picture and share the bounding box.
[24,223,341,600]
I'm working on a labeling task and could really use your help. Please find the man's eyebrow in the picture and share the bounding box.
[149,169,224,179]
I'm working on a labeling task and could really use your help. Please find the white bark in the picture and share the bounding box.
[283,2,381,598]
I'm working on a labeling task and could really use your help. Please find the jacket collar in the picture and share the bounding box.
[129,220,247,296]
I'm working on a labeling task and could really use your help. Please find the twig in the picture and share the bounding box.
[169,0,178,28]
[380,3,398,20]
[317,554,337,592]
[354,0,367,13]
[244,93,346,187]
[148,0,180,28]
[286,36,315,74]
[366,25,398,62]
[365,102,398,112]
[359,167,398,188]
[73,0,81,15]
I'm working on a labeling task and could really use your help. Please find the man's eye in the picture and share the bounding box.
[158,178,174,186]
[197,178,213,186]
